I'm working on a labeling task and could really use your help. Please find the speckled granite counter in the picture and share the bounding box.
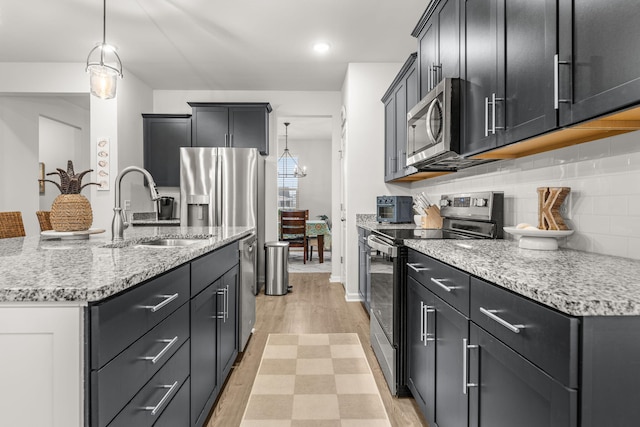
[405,239,640,317]
[0,226,253,303]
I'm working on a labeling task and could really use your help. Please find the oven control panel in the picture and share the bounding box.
[439,191,503,222]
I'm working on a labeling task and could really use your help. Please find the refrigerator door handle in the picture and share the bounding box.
[215,153,223,227]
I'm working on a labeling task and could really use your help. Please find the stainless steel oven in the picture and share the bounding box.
[367,233,408,397]
[367,191,504,397]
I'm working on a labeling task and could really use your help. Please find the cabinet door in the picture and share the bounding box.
[406,276,435,422]
[419,19,438,98]
[394,80,407,176]
[218,265,239,381]
[190,283,219,426]
[142,115,191,187]
[229,107,269,155]
[559,0,640,125]
[192,106,228,148]
[461,0,502,156]
[504,0,557,144]
[438,0,460,82]
[383,96,396,181]
[433,295,468,427]
[468,323,578,427]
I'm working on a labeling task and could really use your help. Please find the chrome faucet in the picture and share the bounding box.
[112,166,160,241]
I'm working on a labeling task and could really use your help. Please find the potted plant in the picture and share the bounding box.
[39,160,99,232]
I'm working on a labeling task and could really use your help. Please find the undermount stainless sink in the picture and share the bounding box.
[136,238,209,248]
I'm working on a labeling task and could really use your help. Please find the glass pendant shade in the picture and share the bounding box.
[278,122,307,178]
[86,0,122,99]
[87,48,120,99]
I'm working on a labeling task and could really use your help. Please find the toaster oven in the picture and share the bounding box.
[376,195,413,223]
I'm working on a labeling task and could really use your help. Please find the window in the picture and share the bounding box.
[278,156,299,209]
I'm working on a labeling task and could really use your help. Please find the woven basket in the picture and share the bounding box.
[50,194,93,232]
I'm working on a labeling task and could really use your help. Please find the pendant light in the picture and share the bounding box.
[278,122,307,178]
[86,0,123,99]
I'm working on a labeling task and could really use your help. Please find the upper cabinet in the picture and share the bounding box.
[412,0,460,99]
[142,114,192,187]
[188,103,272,155]
[382,53,419,182]
[558,0,640,126]
[461,0,557,157]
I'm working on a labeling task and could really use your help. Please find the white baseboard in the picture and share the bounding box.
[329,274,342,283]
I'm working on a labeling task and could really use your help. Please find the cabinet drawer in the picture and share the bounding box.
[90,265,190,369]
[106,340,190,427]
[191,242,239,296]
[470,277,579,388]
[407,249,470,315]
[92,304,189,427]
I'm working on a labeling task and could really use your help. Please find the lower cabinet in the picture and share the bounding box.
[406,249,579,427]
[467,323,577,427]
[88,242,241,427]
[190,255,239,427]
[406,274,468,427]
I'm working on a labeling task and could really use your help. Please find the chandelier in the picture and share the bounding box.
[278,122,307,178]
[86,0,123,99]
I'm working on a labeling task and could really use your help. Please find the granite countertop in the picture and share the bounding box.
[405,239,640,317]
[355,214,640,316]
[0,226,253,303]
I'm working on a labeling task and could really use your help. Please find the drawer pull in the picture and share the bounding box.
[430,277,453,292]
[143,293,179,313]
[141,336,178,364]
[141,381,178,415]
[407,263,430,273]
[479,307,524,334]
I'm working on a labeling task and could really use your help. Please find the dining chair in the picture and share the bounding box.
[0,211,26,239]
[36,211,53,232]
[279,209,308,264]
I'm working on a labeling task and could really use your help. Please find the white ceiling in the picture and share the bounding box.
[0,0,427,91]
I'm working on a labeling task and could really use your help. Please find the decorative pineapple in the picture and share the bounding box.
[39,161,100,232]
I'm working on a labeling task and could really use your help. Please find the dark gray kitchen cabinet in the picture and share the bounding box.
[467,323,577,427]
[188,102,272,155]
[407,250,469,427]
[382,53,418,182]
[558,0,640,126]
[461,0,557,156]
[413,0,460,98]
[406,275,436,422]
[357,227,371,313]
[190,244,239,427]
[142,114,192,187]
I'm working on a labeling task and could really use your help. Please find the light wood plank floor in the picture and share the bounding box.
[206,272,428,427]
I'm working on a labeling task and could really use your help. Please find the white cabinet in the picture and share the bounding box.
[0,303,83,427]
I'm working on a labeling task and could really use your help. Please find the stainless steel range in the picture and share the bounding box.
[368,191,504,396]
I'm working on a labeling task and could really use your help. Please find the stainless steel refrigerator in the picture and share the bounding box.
[180,147,259,351]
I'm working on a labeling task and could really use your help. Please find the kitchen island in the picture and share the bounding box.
[0,226,253,427]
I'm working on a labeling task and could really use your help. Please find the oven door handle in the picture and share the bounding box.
[367,235,397,257]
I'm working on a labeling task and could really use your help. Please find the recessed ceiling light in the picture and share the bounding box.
[313,42,331,54]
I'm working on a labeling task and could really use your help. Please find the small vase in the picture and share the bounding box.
[50,194,93,232]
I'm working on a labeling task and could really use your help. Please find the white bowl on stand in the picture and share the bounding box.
[503,227,574,250]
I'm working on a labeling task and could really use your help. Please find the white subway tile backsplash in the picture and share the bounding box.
[411,130,640,259]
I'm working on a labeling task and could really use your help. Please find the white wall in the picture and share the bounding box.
[153,90,343,278]
[341,63,413,300]
[411,130,640,260]
[0,95,90,235]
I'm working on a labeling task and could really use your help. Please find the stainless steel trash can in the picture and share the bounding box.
[264,241,290,295]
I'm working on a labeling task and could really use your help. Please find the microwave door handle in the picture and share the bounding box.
[484,97,489,137]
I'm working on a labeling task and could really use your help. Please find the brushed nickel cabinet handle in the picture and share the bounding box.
[141,381,179,415]
[430,277,453,293]
[143,293,179,313]
[554,54,571,109]
[463,338,479,394]
[479,307,524,334]
[407,263,430,272]
[140,336,179,364]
